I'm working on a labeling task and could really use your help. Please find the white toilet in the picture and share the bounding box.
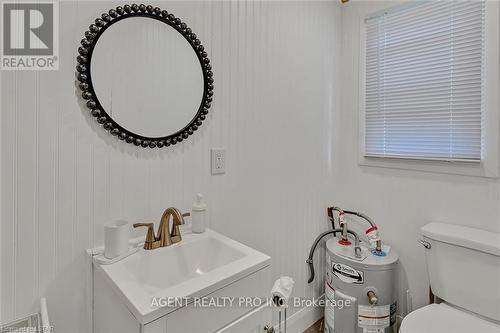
[399,222,500,333]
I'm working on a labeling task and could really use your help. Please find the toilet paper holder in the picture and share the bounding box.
[266,276,294,333]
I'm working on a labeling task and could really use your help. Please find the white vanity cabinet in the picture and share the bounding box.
[91,229,272,333]
[94,264,271,333]
[141,267,271,333]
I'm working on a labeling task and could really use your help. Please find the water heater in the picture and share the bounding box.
[324,239,399,333]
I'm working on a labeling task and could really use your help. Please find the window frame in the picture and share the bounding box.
[358,0,499,178]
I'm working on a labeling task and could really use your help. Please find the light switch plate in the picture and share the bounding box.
[211,148,226,175]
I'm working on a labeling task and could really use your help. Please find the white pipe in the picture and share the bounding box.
[40,298,50,330]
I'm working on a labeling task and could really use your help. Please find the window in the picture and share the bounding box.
[364,1,485,162]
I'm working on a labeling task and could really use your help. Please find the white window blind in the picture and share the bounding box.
[364,1,485,161]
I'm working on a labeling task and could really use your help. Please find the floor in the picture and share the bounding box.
[303,318,323,333]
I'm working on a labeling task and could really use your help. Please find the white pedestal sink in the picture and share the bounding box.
[90,229,271,333]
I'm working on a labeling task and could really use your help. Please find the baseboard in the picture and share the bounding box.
[278,294,325,333]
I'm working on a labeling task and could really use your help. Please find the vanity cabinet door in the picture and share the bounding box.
[216,305,271,333]
[143,305,271,333]
[143,266,270,333]
[165,267,269,332]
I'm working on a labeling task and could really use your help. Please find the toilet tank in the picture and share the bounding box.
[421,223,500,322]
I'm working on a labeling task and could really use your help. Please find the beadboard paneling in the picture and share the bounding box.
[1,1,341,331]
[337,0,500,314]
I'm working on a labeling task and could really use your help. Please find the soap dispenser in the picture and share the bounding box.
[191,193,207,233]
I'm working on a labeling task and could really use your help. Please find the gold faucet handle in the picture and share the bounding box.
[133,223,156,250]
[170,210,190,243]
[177,212,190,226]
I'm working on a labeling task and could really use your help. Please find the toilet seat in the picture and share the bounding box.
[399,303,500,333]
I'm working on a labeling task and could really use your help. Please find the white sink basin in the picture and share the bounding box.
[94,229,270,323]
[129,236,246,290]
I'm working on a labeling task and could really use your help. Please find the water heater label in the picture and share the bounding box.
[358,302,397,331]
[331,262,364,284]
[358,304,390,329]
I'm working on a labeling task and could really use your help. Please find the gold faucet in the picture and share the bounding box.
[133,207,190,250]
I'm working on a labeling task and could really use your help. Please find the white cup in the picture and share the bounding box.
[104,220,129,259]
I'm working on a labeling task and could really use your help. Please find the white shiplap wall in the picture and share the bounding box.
[1,1,341,331]
[337,0,500,313]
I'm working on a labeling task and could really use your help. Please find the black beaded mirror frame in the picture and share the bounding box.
[76,4,213,148]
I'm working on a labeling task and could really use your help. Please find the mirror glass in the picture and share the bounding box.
[90,17,204,138]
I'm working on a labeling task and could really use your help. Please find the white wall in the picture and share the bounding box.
[1,1,341,332]
[337,0,500,313]
[4,0,498,331]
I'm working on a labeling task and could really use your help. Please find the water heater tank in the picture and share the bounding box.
[325,238,399,333]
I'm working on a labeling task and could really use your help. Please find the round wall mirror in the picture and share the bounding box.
[76,5,214,148]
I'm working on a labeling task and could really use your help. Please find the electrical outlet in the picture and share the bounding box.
[211,148,226,175]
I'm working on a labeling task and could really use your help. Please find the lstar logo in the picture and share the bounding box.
[1,1,59,70]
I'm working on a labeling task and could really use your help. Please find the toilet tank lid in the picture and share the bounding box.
[422,223,500,256]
